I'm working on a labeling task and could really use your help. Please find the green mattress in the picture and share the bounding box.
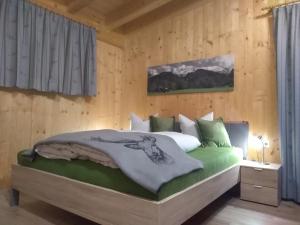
[18,147,242,201]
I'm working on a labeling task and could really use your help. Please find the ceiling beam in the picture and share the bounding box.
[29,0,124,48]
[107,0,175,30]
[67,0,94,14]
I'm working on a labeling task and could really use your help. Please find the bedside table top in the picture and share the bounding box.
[240,160,281,170]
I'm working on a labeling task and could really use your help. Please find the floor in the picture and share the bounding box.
[0,189,300,225]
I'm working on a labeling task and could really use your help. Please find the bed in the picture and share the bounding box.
[11,122,249,225]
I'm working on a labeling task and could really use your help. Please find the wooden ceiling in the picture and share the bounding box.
[30,0,177,48]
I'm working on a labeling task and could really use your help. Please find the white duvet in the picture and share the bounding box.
[153,131,201,152]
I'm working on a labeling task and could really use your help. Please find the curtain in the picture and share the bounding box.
[273,4,300,203]
[0,0,96,96]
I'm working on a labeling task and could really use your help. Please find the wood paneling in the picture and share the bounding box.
[0,0,280,187]
[0,41,124,187]
[107,0,176,30]
[67,0,95,14]
[79,0,132,16]
[120,0,279,162]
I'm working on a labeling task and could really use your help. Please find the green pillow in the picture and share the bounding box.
[196,118,231,147]
[150,116,175,132]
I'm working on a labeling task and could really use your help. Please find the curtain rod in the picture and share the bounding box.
[29,0,98,30]
[262,0,300,11]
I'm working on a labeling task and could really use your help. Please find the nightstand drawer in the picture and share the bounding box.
[241,166,278,188]
[241,183,279,206]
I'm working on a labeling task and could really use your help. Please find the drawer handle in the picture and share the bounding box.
[253,185,263,189]
[254,168,263,171]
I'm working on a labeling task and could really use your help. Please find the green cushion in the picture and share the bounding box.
[196,118,232,147]
[150,116,175,132]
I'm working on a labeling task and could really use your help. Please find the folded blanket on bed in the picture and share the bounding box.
[33,129,203,193]
[36,143,118,168]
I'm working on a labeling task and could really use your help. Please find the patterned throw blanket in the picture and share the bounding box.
[34,129,203,193]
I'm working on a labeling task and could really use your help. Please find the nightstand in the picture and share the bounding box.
[240,160,281,206]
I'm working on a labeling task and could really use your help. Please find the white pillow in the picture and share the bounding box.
[178,112,214,139]
[154,132,201,152]
[130,113,158,132]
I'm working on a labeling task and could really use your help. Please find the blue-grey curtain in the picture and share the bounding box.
[274,4,300,203]
[0,0,96,96]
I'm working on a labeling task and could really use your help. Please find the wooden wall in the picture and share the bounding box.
[0,41,124,187]
[0,0,280,187]
[120,0,279,162]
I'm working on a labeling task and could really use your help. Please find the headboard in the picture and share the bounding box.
[174,120,249,159]
[224,121,249,159]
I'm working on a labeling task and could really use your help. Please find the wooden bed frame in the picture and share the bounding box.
[11,163,240,225]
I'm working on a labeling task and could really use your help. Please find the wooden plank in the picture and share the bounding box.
[159,164,240,225]
[96,28,125,49]
[107,0,176,30]
[67,0,95,14]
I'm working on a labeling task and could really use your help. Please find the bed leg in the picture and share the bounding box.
[10,188,19,207]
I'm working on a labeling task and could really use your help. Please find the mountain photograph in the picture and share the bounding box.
[147,55,234,95]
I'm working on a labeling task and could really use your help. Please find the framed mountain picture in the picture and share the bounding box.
[147,54,234,95]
